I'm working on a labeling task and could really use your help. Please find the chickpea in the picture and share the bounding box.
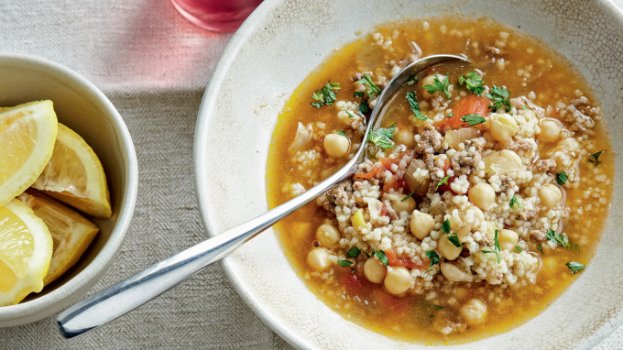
[460,299,488,326]
[483,149,523,176]
[538,118,562,143]
[498,229,519,251]
[538,184,563,208]
[468,182,496,211]
[307,247,333,271]
[391,194,416,214]
[364,257,387,283]
[438,236,462,260]
[323,133,350,158]
[316,223,340,249]
[409,210,435,240]
[489,113,518,144]
[384,266,414,295]
[395,128,415,147]
[421,74,446,99]
[440,262,473,282]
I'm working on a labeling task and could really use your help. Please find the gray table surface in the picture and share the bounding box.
[0,0,621,349]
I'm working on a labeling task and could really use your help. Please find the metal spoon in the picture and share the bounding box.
[57,54,468,338]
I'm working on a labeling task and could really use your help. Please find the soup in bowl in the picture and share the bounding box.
[194,1,623,348]
[267,17,613,343]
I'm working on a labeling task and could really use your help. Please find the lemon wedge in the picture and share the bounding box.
[0,101,58,207]
[32,123,112,219]
[0,199,53,306]
[19,191,99,286]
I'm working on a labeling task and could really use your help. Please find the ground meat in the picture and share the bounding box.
[533,158,556,173]
[451,149,482,177]
[464,138,485,152]
[414,125,444,155]
[381,197,399,220]
[559,95,598,133]
[320,180,353,214]
[509,138,537,161]
[424,153,446,192]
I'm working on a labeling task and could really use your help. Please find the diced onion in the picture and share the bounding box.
[288,122,312,152]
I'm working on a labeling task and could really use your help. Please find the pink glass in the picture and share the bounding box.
[171,0,262,32]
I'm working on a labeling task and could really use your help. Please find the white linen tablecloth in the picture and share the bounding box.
[0,0,621,348]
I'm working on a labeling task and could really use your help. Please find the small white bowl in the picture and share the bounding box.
[0,54,138,327]
[195,0,623,348]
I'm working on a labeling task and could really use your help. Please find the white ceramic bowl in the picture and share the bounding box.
[0,54,138,327]
[195,0,623,348]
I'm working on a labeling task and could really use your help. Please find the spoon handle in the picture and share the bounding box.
[56,158,357,338]
[57,54,469,338]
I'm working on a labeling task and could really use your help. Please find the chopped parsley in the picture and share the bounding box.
[493,230,501,251]
[509,194,522,209]
[311,81,341,108]
[346,247,361,259]
[345,110,358,119]
[441,219,461,247]
[356,74,381,99]
[513,245,523,253]
[545,229,579,251]
[588,150,605,166]
[374,250,389,266]
[432,304,445,311]
[423,75,451,99]
[401,191,416,202]
[353,91,365,98]
[537,243,544,254]
[486,85,511,112]
[482,229,502,263]
[546,229,569,248]
[368,123,397,150]
[458,71,485,96]
[359,100,371,114]
[336,259,353,267]
[406,91,427,120]
[556,171,568,185]
[336,130,347,136]
[426,250,440,266]
[447,233,462,248]
[566,261,586,274]
[442,219,451,234]
[436,175,450,190]
[461,114,486,126]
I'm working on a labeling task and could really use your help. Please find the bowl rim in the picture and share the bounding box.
[194,0,311,347]
[194,0,623,348]
[0,53,139,323]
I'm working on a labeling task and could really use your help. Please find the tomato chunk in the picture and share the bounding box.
[385,249,422,269]
[437,95,491,130]
[354,165,383,179]
[339,269,371,296]
[379,157,400,170]
[383,179,405,192]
